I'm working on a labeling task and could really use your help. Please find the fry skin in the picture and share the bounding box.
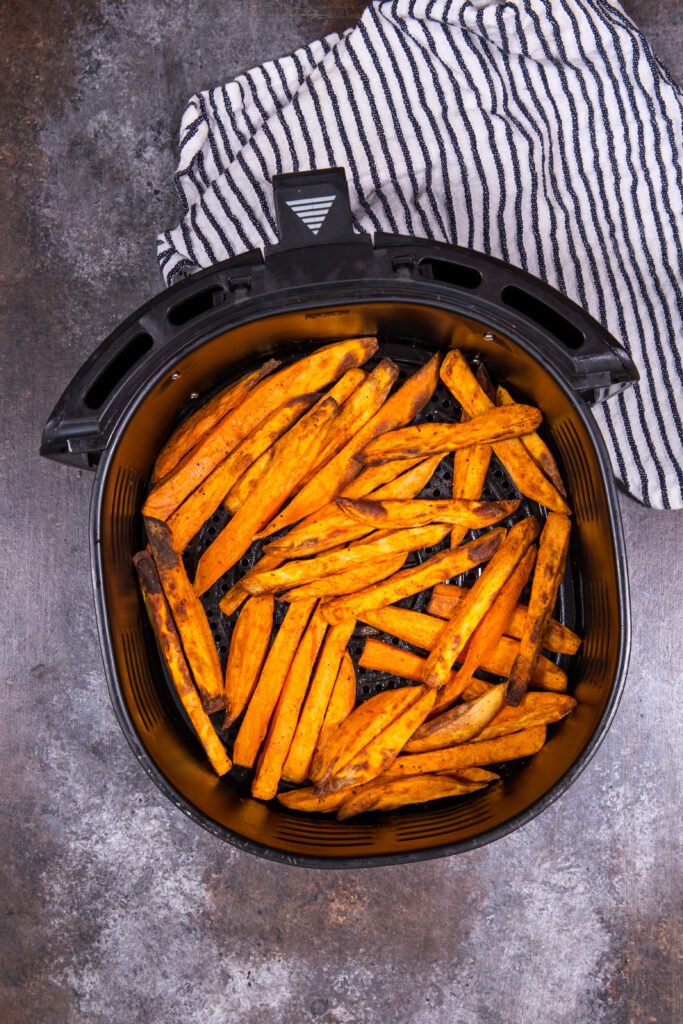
[320,686,437,793]
[151,360,280,485]
[193,396,339,595]
[133,551,231,776]
[167,394,315,552]
[143,336,377,521]
[427,584,581,656]
[264,456,443,558]
[276,786,349,814]
[440,350,570,513]
[334,496,520,531]
[474,691,577,742]
[336,772,490,819]
[223,595,274,728]
[358,404,542,465]
[144,517,224,712]
[251,607,328,800]
[423,516,540,689]
[279,554,407,603]
[259,353,442,538]
[243,523,452,596]
[281,618,357,785]
[309,652,357,784]
[385,725,547,778]
[497,384,567,498]
[451,410,492,548]
[320,528,505,625]
[404,685,506,753]
[506,512,572,706]
[232,599,316,769]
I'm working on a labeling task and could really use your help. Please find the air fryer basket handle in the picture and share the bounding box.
[266,167,365,253]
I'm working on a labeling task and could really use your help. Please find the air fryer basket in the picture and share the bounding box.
[41,169,635,866]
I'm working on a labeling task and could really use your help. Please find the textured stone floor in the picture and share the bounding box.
[1,3,680,1022]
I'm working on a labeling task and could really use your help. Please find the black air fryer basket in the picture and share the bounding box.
[41,169,636,866]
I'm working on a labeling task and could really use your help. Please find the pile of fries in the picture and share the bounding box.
[134,338,580,820]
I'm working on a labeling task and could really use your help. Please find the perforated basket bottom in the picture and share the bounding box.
[164,340,578,802]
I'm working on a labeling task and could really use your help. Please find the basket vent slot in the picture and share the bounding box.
[502,285,584,350]
[419,258,481,290]
[84,333,153,410]
[579,580,610,688]
[121,625,163,730]
[553,420,598,522]
[111,466,144,566]
[168,286,225,326]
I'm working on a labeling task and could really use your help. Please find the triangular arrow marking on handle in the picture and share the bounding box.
[285,195,336,235]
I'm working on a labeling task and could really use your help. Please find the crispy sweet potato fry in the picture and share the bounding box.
[232,599,316,769]
[258,353,442,538]
[244,523,451,596]
[423,516,540,689]
[321,686,437,793]
[223,595,274,728]
[451,411,492,548]
[279,554,406,603]
[448,545,537,698]
[320,529,504,625]
[277,786,349,813]
[358,405,542,465]
[335,496,519,531]
[404,685,506,753]
[336,772,490,819]
[440,350,570,513]
[309,652,357,784]
[224,367,375,514]
[385,724,547,777]
[251,607,328,800]
[427,583,581,655]
[341,457,427,498]
[357,636,566,703]
[167,394,315,552]
[497,384,567,498]
[143,336,377,521]
[133,552,231,775]
[315,686,423,791]
[193,397,339,595]
[474,691,577,742]
[264,456,444,558]
[151,361,280,485]
[144,517,224,712]
[440,767,500,783]
[281,618,357,785]
[218,550,283,618]
[506,512,572,706]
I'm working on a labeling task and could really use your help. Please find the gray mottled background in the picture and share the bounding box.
[1,2,681,1022]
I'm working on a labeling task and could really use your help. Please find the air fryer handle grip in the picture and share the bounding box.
[267,168,366,253]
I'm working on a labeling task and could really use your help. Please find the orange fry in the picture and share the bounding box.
[279,554,407,603]
[404,685,506,754]
[309,652,357,784]
[474,691,577,742]
[497,384,567,498]
[385,725,547,778]
[223,595,274,728]
[335,496,519,531]
[336,772,490,819]
[451,410,492,547]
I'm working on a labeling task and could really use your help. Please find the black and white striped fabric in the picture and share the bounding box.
[157,0,683,509]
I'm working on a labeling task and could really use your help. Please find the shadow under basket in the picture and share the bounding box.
[41,169,632,866]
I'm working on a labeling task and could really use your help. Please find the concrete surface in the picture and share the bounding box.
[1,2,681,1022]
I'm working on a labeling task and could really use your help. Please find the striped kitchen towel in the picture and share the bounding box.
[157,0,683,509]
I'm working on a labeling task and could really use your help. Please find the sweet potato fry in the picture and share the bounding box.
[281,618,357,785]
[506,512,572,706]
[440,767,500,783]
[218,550,283,619]
[474,691,577,742]
[314,686,423,791]
[385,724,547,777]
[423,516,540,689]
[358,404,542,465]
[440,350,570,513]
[336,772,490,819]
[193,396,339,595]
[447,545,537,698]
[320,528,504,625]
[276,786,349,814]
[404,685,506,754]
[309,652,357,784]
[335,496,518,531]
[223,595,274,728]
[232,599,316,769]
[251,607,328,800]
[243,523,451,596]
[151,360,280,485]
[357,636,566,703]
[143,336,377,521]
[223,367,372,514]
[264,456,444,558]
[258,353,442,538]
[279,554,406,603]
[427,583,581,655]
[497,384,567,498]
[167,394,315,552]
[321,686,437,793]
[340,457,427,498]
[451,411,492,547]
[144,517,224,712]
[133,551,231,775]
